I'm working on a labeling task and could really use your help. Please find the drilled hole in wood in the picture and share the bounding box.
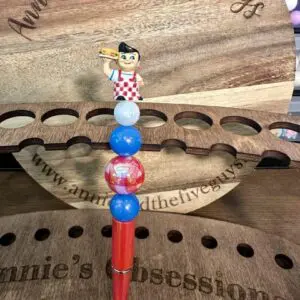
[0,110,35,129]
[68,226,84,238]
[0,233,16,246]
[167,230,183,243]
[41,108,79,126]
[257,150,291,168]
[67,136,92,149]
[269,122,300,142]
[210,143,237,157]
[161,139,187,151]
[34,228,50,241]
[174,111,213,130]
[201,235,218,249]
[237,243,254,258]
[135,227,149,239]
[220,116,261,136]
[136,109,167,128]
[19,138,44,151]
[101,225,112,238]
[275,254,294,269]
[86,108,116,126]
[67,143,93,158]
[208,148,236,163]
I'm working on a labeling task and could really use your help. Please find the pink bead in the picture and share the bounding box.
[290,10,300,25]
[105,156,145,194]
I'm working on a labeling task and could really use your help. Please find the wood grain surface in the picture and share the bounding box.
[0,3,298,299]
[16,143,257,213]
[0,101,299,162]
[196,168,300,245]
[9,83,293,214]
[0,0,295,103]
[0,170,72,216]
[0,100,296,213]
[0,0,296,215]
[0,168,299,244]
[0,210,299,299]
[148,82,294,113]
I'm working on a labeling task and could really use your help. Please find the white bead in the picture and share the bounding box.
[286,0,298,11]
[114,101,140,126]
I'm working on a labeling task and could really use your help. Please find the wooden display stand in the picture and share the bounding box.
[1,210,299,300]
[2,101,300,213]
[0,0,299,299]
[0,0,296,213]
[0,101,299,298]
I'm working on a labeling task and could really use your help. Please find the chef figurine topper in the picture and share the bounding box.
[100,42,144,101]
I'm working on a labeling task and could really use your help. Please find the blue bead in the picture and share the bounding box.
[114,101,140,126]
[109,194,140,222]
[109,126,142,156]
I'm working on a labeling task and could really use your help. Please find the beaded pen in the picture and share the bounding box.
[104,100,144,300]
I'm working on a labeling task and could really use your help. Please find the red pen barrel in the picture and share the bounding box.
[112,218,135,300]
[112,272,131,300]
[112,218,135,270]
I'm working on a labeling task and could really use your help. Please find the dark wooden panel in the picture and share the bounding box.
[0,210,299,299]
[0,168,299,244]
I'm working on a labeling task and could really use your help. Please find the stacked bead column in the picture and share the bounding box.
[104,101,145,300]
